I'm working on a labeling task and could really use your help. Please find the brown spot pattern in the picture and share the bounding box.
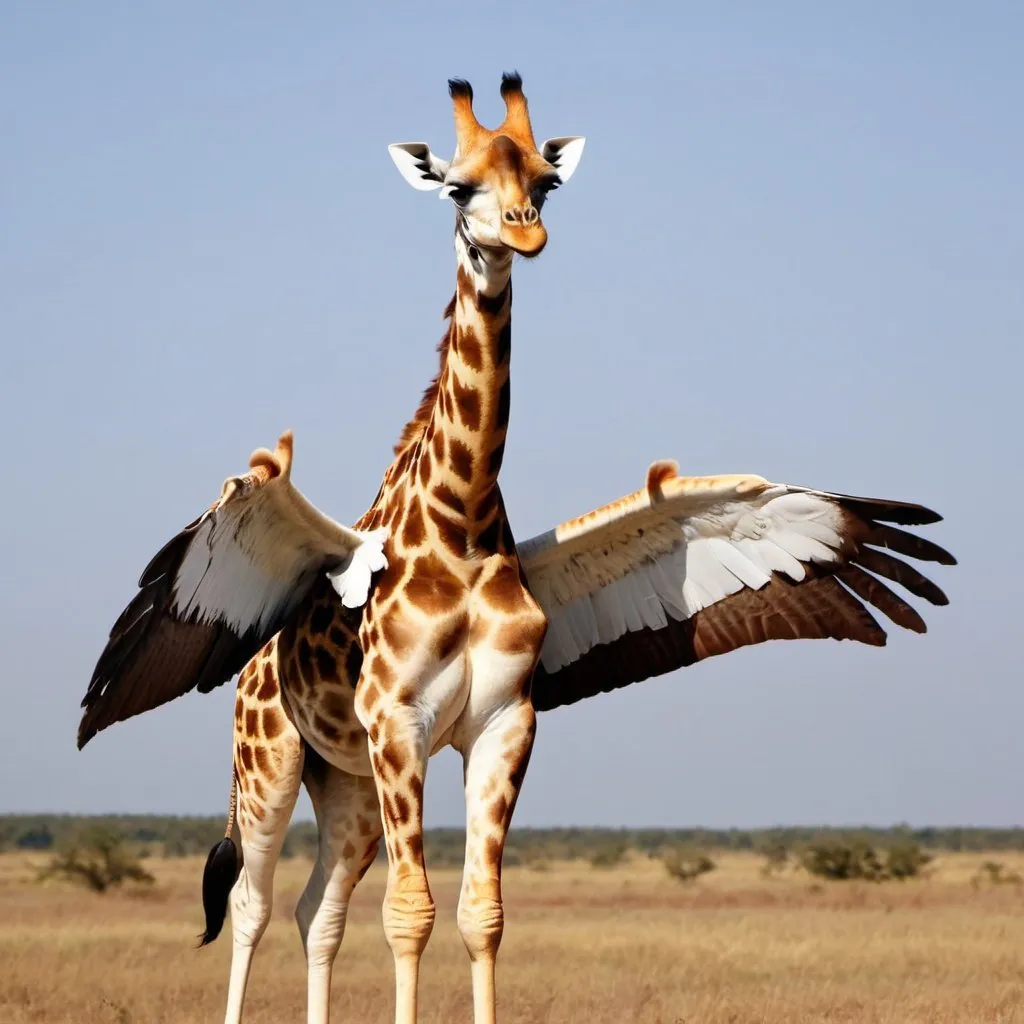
[314,646,337,681]
[393,792,411,825]
[262,707,284,739]
[406,553,463,614]
[494,616,547,654]
[256,663,277,701]
[310,602,333,636]
[322,691,350,721]
[490,793,509,826]
[254,746,274,778]
[452,375,482,430]
[344,642,363,687]
[427,503,467,557]
[481,563,528,612]
[315,714,343,742]
[402,498,426,547]
[495,317,512,362]
[487,439,506,477]
[435,612,468,661]
[381,739,408,777]
[433,482,466,515]
[484,835,503,869]
[366,653,395,689]
[450,439,474,483]
[431,428,445,463]
[458,326,483,371]
[496,376,510,428]
[380,611,413,659]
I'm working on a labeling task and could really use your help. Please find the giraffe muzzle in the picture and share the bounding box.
[502,206,539,226]
[499,217,547,257]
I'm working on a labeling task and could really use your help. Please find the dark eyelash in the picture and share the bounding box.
[448,185,475,207]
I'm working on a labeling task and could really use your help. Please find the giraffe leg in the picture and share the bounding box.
[364,706,436,1024]
[222,668,305,1024]
[296,754,382,1024]
[455,698,536,1024]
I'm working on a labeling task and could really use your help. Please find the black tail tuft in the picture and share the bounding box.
[198,837,239,947]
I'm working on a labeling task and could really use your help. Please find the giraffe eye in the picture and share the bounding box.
[441,184,475,207]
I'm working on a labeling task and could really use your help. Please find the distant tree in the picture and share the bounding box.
[16,824,54,850]
[4,815,1024,860]
[38,827,154,893]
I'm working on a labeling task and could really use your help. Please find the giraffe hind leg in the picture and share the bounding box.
[296,750,382,1024]
[218,651,305,1024]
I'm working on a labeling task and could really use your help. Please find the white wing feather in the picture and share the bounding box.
[79,430,388,748]
[171,432,386,628]
[518,464,938,677]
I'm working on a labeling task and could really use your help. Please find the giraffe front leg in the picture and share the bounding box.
[296,755,382,1024]
[363,702,436,1024]
[456,698,536,1024]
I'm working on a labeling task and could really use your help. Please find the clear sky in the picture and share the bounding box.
[2,2,1020,829]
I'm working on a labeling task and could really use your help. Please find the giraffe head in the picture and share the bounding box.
[388,73,585,259]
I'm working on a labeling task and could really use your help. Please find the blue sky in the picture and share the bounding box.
[1,2,1020,828]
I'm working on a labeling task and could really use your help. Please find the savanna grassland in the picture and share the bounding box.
[2,850,1023,1024]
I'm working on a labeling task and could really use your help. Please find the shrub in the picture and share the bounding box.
[758,839,789,876]
[662,848,715,883]
[801,837,932,881]
[37,827,154,893]
[800,837,886,881]
[885,841,932,880]
[973,860,1023,887]
[589,841,628,869]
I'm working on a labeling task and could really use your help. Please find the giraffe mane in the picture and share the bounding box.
[393,293,457,455]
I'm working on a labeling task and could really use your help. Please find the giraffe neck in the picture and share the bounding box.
[417,229,514,542]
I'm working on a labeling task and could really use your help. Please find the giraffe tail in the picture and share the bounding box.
[198,767,241,947]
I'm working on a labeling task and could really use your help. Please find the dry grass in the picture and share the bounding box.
[2,850,1023,1023]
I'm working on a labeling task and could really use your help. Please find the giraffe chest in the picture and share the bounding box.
[355,551,548,747]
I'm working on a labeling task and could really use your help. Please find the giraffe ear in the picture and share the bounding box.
[540,136,586,184]
[388,142,451,191]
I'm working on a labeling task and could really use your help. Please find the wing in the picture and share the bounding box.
[78,431,387,749]
[520,460,955,713]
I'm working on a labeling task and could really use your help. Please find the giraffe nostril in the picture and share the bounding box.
[502,210,517,224]
[524,208,538,224]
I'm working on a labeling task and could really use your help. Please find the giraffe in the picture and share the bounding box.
[77,67,955,1024]
[201,73,587,1024]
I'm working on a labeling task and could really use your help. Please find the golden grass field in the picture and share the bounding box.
[2,850,1023,1023]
